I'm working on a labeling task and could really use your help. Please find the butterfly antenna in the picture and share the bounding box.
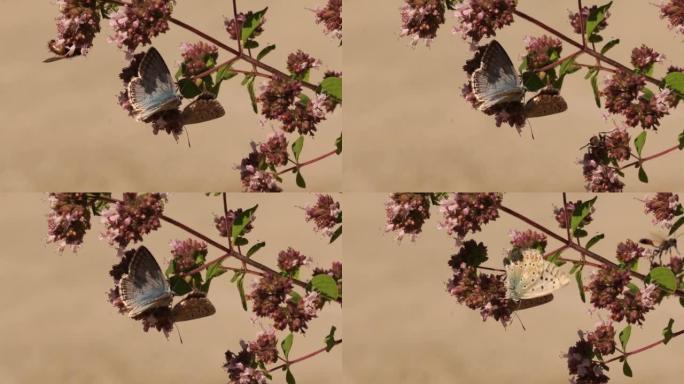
[528,120,535,140]
[514,311,527,331]
[184,128,192,148]
[175,323,184,344]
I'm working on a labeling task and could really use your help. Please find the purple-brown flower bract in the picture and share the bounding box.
[236,147,283,193]
[565,335,609,384]
[109,0,175,53]
[277,247,309,274]
[523,35,562,71]
[47,193,93,252]
[314,0,342,40]
[400,0,446,45]
[658,0,684,35]
[453,0,518,43]
[179,41,219,77]
[287,50,321,77]
[616,239,645,265]
[224,341,269,384]
[643,193,683,228]
[385,193,432,241]
[170,238,208,274]
[579,129,627,193]
[100,193,167,249]
[304,194,342,238]
[631,45,664,72]
[601,71,674,130]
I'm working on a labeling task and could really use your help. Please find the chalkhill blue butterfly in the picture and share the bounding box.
[505,248,569,303]
[119,246,174,318]
[171,291,216,322]
[471,40,526,111]
[128,47,182,122]
[181,93,226,125]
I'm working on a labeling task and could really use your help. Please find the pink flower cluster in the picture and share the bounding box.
[47,193,92,252]
[554,200,595,229]
[49,0,101,58]
[643,193,682,228]
[384,193,432,241]
[452,0,517,43]
[438,193,503,242]
[180,41,219,77]
[579,128,629,193]
[400,0,446,46]
[523,35,562,71]
[314,0,342,40]
[108,0,175,53]
[237,144,283,193]
[224,341,269,384]
[170,238,208,274]
[304,194,342,238]
[100,193,167,249]
[569,5,610,35]
[658,0,684,35]
[277,247,310,274]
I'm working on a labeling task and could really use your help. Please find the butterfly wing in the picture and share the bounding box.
[471,40,525,110]
[172,292,216,322]
[524,91,568,118]
[520,261,569,300]
[515,293,554,310]
[119,246,173,318]
[128,47,182,122]
[181,97,226,125]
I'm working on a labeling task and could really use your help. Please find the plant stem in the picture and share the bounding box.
[620,144,681,170]
[231,0,242,55]
[513,9,661,86]
[499,204,684,298]
[535,50,583,73]
[578,0,586,48]
[602,330,684,364]
[277,149,339,176]
[268,340,342,372]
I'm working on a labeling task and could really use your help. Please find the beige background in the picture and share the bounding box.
[345,193,684,383]
[345,1,684,192]
[0,193,341,383]
[0,1,341,191]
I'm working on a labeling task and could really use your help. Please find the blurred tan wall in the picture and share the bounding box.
[345,193,684,383]
[0,193,341,383]
[0,1,341,191]
[345,1,684,192]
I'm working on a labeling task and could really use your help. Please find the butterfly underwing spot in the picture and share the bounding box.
[119,246,174,318]
[505,248,570,302]
[471,40,526,111]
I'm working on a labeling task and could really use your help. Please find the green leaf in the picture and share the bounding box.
[664,72,684,96]
[246,241,266,257]
[281,333,294,359]
[600,39,620,55]
[335,134,342,155]
[320,76,342,102]
[649,266,677,293]
[231,205,258,241]
[669,216,684,236]
[245,76,258,113]
[522,71,546,92]
[292,136,305,162]
[243,40,259,49]
[570,197,597,234]
[634,131,647,156]
[295,172,306,188]
[620,324,632,350]
[329,226,342,244]
[286,369,296,384]
[680,296,684,307]
[679,131,684,150]
[325,326,337,352]
[236,274,248,311]
[627,282,640,294]
[623,360,633,377]
[257,44,276,61]
[178,78,202,99]
[638,166,649,183]
[586,2,613,40]
[547,251,565,267]
[575,270,586,302]
[235,237,249,246]
[590,71,601,107]
[311,274,340,300]
[205,262,226,282]
[240,7,268,44]
[586,234,605,249]
[169,275,192,296]
[663,319,674,344]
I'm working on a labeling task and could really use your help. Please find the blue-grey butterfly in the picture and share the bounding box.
[171,291,216,322]
[471,40,526,111]
[524,87,568,118]
[128,47,182,122]
[119,246,173,318]
[505,248,569,302]
[181,93,226,125]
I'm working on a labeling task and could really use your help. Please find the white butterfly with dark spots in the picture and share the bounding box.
[471,40,526,110]
[505,248,569,302]
[119,246,174,318]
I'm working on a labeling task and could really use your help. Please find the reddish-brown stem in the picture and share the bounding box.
[620,144,681,170]
[478,265,506,273]
[575,62,618,74]
[192,56,241,80]
[602,330,684,364]
[179,253,264,278]
[534,50,583,73]
[268,340,342,372]
[562,193,572,241]
[499,204,684,298]
[231,0,242,55]
[222,193,234,253]
[578,0,586,48]
[277,149,338,176]
[513,9,661,86]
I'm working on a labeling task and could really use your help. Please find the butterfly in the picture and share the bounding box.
[171,291,216,322]
[524,87,568,118]
[181,93,226,125]
[128,47,182,122]
[471,40,526,111]
[505,248,569,303]
[119,246,174,318]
